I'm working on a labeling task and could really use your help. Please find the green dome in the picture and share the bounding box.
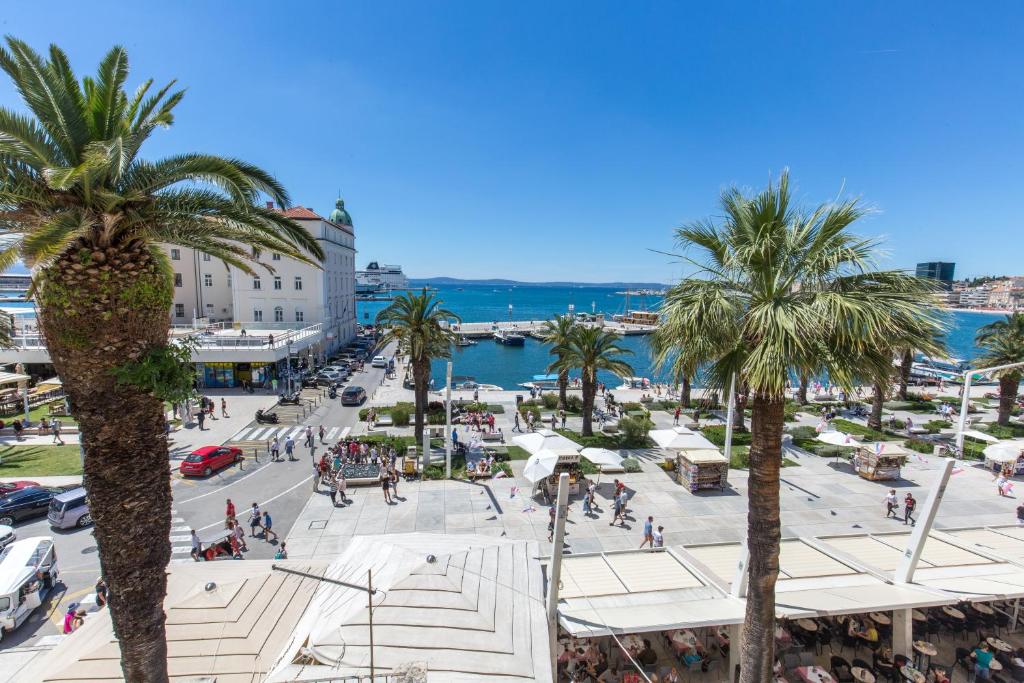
[329,197,352,226]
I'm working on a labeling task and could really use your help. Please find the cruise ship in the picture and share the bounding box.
[355,262,408,297]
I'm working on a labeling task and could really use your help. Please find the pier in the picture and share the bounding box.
[444,319,656,339]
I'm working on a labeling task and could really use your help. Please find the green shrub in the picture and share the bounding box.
[578,458,600,475]
[620,401,645,413]
[702,425,752,447]
[729,446,750,469]
[922,419,951,434]
[618,416,654,448]
[490,461,512,477]
[905,438,934,454]
[427,412,446,425]
[423,464,445,479]
[982,422,1024,439]
[519,404,541,421]
[831,419,895,441]
[428,401,444,413]
[541,393,560,410]
[565,395,583,413]
[391,407,410,427]
[621,456,641,473]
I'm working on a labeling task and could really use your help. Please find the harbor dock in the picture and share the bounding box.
[444,319,656,338]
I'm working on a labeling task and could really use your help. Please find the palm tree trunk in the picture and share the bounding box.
[36,243,172,682]
[797,374,808,405]
[680,376,691,408]
[997,374,1021,426]
[868,381,885,431]
[899,349,912,401]
[557,369,568,410]
[733,390,747,431]
[581,377,595,436]
[740,394,785,683]
[412,359,428,445]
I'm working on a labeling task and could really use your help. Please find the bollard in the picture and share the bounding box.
[253,447,259,464]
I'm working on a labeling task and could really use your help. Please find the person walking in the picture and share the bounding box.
[51,418,64,445]
[262,511,278,542]
[610,494,624,526]
[248,503,263,537]
[885,489,898,518]
[337,469,348,505]
[513,411,522,433]
[380,468,392,504]
[196,408,205,431]
[653,525,665,548]
[232,520,247,552]
[639,516,655,548]
[270,436,280,462]
[329,472,339,507]
[285,435,296,461]
[560,409,567,429]
[904,493,917,526]
[225,498,236,523]
[673,407,681,426]
[305,425,313,448]
[221,397,229,418]
[390,463,399,497]
[190,530,202,561]
[319,425,326,443]
[547,505,556,542]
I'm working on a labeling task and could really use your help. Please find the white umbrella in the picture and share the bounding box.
[580,447,624,468]
[816,431,856,447]
[983,439,1024,463]
[522,449,561,484]
[650,427,716,451]
[511,428,581,456]
[961,429,1000,444]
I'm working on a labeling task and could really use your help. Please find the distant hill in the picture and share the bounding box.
[410,276,669,289]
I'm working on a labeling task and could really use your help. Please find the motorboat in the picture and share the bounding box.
[519,373,560,390]
[494,330,525,346]
[454,336,477,348]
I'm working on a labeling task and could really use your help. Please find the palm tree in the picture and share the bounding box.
[376,290,459,445]
[539,315,577,409]
[660,172,941,683]
[651,319,708,408]
[898,348,913,401]
[550,326,633,436]
[0,39,322,681]
[976,313,1024,426]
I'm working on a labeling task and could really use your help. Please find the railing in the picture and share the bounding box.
[5,323,323,351]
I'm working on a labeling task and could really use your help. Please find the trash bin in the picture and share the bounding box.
[516,394,524,405]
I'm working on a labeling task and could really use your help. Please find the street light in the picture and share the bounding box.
[286,339,293,394]
[955,360,1024,449]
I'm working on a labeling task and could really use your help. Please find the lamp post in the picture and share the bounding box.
[445,361,453,479]
[723,373,737,461]
[286,340,293,394]
[955,360,1024,450]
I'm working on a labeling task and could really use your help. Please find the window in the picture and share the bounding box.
[295,308,304,322]
[274,306,284,323]
[206,303,213,310]
[272,252,281,261]
[273,276,282,290]
[174,304,185,318]
[294,276,303,291]
[202,253,211,262]
[170,249,180,261]
[173,273,182,288]
[253,309,263,322]
[253,276,261,290]
[203,273,213,287]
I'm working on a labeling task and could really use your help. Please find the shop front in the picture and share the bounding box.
[197,362,274,389]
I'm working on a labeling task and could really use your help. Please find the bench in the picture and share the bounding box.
[366,429,390,439]
[908,427,929,436]
[480,431,504,443]
[467,469,492,480]
[427,426,445,439]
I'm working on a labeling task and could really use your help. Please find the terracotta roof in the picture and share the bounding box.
[278,206,321,220]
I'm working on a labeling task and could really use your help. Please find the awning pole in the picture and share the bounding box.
[1014,598,1020,632]
[894,458,955,584]
[547,472,570,681]
[445,361,453,479]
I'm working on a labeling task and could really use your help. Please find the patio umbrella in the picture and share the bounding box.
[983,439,1024,463]
[816,431,856,446]
[961,429,1000,444]
[511,428,581,456]
[522,449,561,484]
[579,448,624,469]
[649,428,716,451]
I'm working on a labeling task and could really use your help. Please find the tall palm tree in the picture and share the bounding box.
[539,315,577,409]
[0,39,322,681]
[550,326,633,436]
[660,172,941,683]
[376,290,459,444]
[651,319,708,408]
[976,313,1024,425]
[898,348,913,401]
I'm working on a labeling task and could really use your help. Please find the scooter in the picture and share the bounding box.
[278,391,302,406]
[328,385,338,399]
[255,409,279,424]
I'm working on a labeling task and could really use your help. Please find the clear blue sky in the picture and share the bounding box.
[2,2,1022,282]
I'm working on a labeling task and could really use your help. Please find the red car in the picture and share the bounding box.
[0,480,39,497]
[179,446,242,477]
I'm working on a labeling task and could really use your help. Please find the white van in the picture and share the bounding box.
[0,537,58,640]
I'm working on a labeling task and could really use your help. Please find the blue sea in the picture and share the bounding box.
[357,285,1003,391]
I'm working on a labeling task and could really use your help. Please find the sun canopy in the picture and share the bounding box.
[649,427,715,451]
[523,449,561,483]
[817,431,856,447]
[532,374,559,382]
[856,442,910,457]
[512,429,581,456]
[580,448,623,468]
[962,429,1000,444]
[984,439,1024,463]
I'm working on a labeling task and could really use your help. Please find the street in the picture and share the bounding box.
[4,346,394,647]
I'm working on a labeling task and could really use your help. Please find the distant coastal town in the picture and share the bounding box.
[917,261,1024,312]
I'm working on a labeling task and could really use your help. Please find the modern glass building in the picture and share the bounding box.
[916,261,956,289]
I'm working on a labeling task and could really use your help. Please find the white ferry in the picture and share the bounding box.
[356,262,408,295]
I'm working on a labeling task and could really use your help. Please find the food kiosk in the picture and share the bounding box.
[675,447,729,492]
[541,452,587,498]
[983,442,1024,476]
[852,442,909,481]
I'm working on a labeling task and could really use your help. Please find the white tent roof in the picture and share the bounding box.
[961,429,999,444]
[269,533,551,683]
[649,427,716,450]
[580,448,624,468]
[984,439,1024,463]
[523,449,561,483]
[511,429,581,456]
[0,371,29,386]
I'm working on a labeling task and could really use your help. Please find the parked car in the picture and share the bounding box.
[315,371,343,387]
[341,386,367,406]
[179,446,243,477]
[0,487,72,526]
[0,526,15,549]
[324,364,350,377]
[371,355,388,368]
[0,481,39,498]
[48,487,91,529]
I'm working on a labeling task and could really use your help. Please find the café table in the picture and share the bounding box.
[973,603,995,616]
[987,637,1013,653]
[869,612,891,625]
[794,665,834,683]
[913,640,937,670]
[851,666,876,683]
[990,659,1004,672]
[796,618,819,632]
[672,630,698,649]
[900,664,926,683]
[911,610,927,623]
[941,606,965,620]
[622,634,643,653]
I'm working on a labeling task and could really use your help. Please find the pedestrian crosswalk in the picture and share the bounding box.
[228,424,352,443]
[169,512,192,563]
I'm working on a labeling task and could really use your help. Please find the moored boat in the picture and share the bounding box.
[494,330,525,346]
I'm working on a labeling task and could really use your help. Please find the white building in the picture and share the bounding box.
[167,246,235,323]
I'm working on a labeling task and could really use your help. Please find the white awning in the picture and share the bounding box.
[984,439,1024,462]
[649,427,715,450]
[511,429,581,456]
